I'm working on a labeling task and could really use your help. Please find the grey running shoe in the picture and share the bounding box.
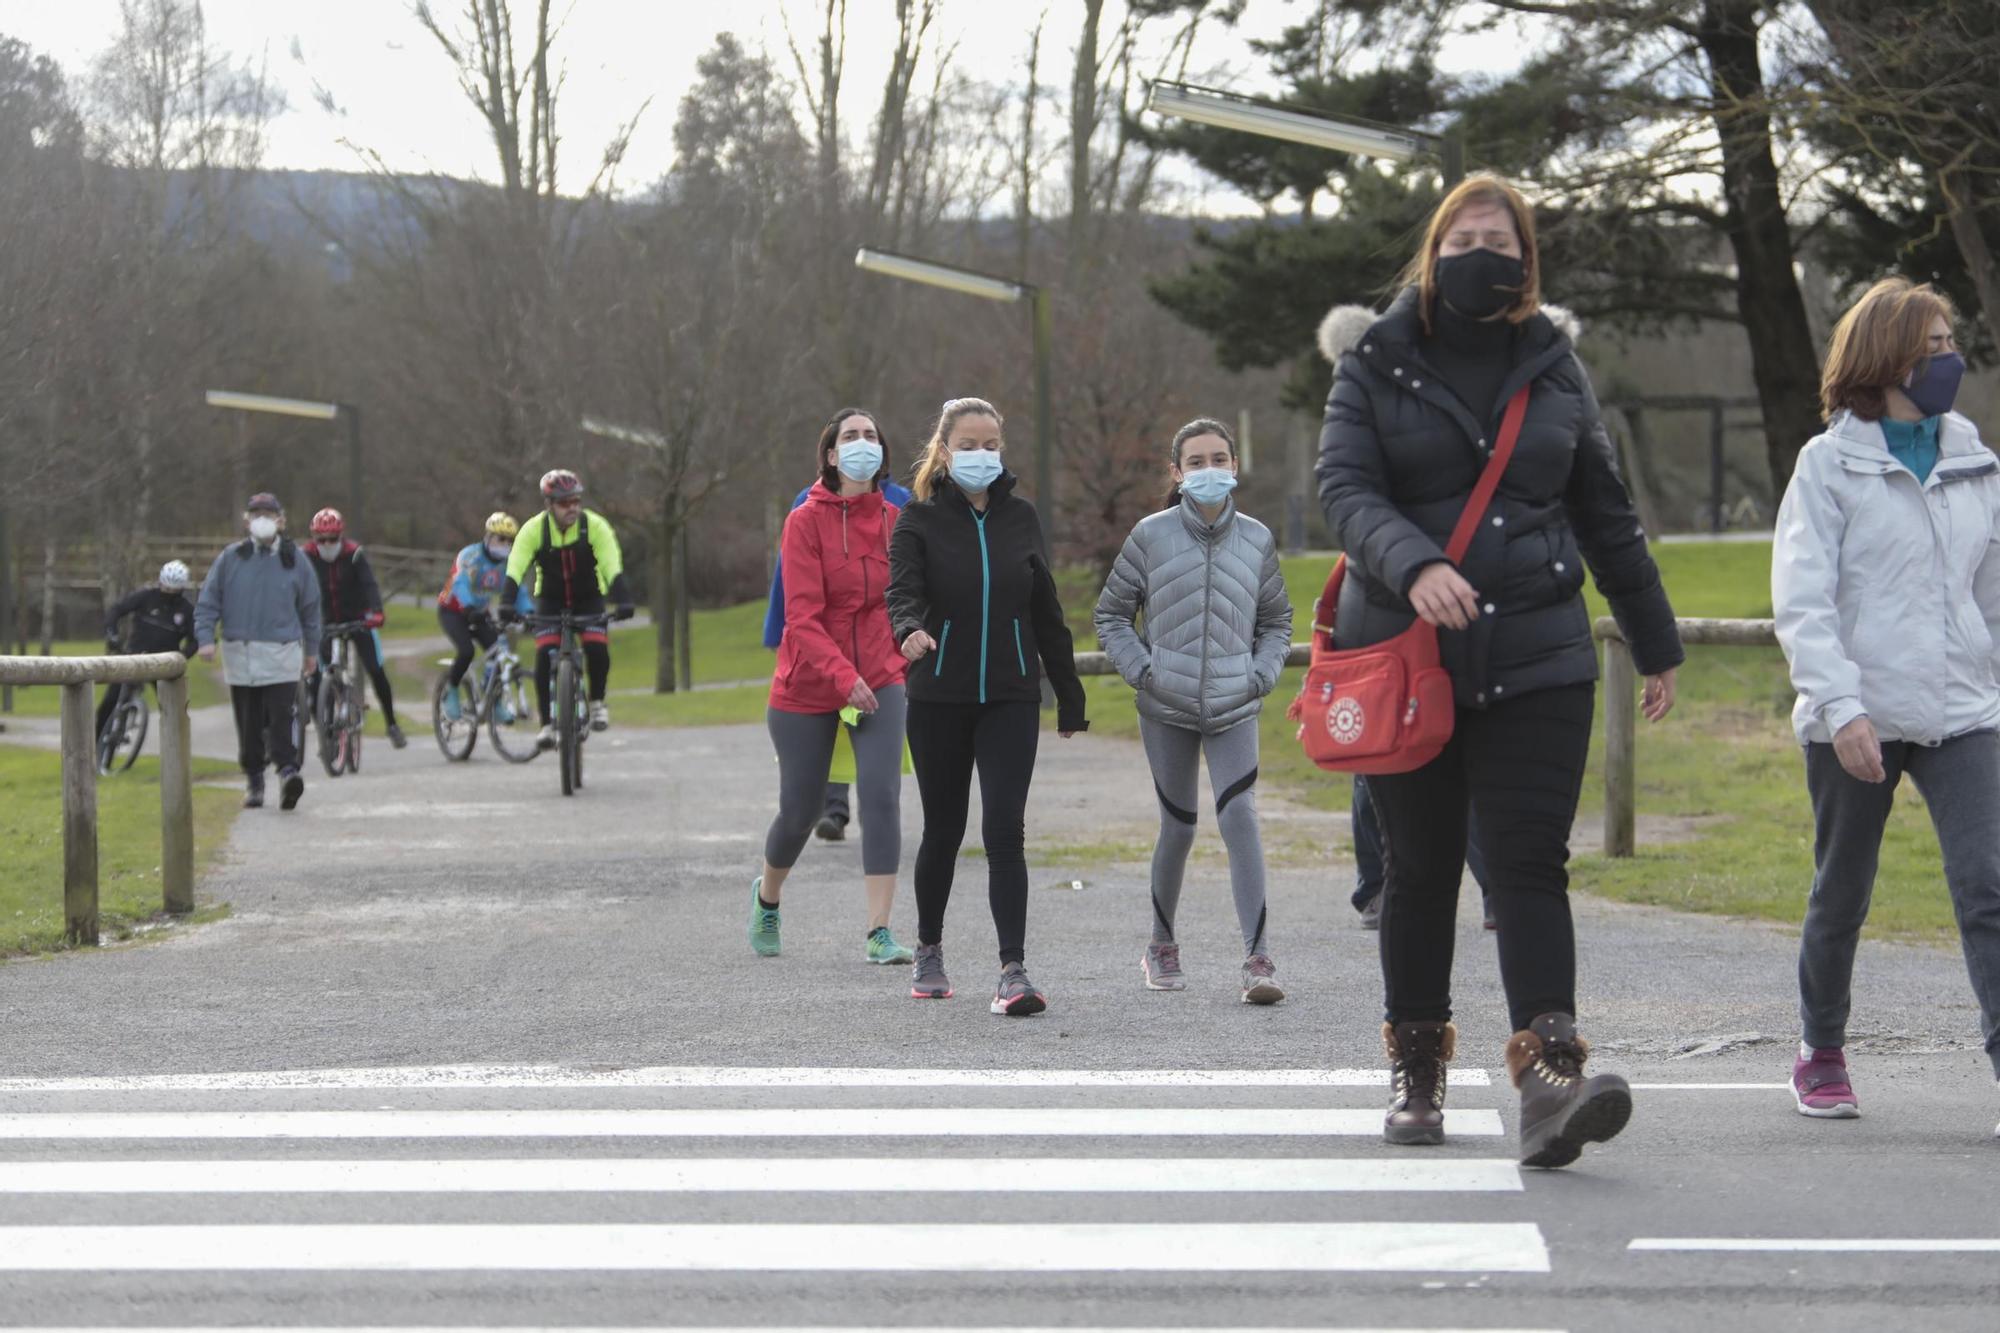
[1241,954,1284,1005]
[910,944,952,999]
[1142,942,1186,991]
[991,962,1047,1017]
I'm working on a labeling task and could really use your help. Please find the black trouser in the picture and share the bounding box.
[231,681,302,777]
[438,607,498,689]
[320,630,397,725]
[95,681,159,740]
[533,641,611,724]
[824,783,851,822]
[1366,683,1594,1032]
[907,698,1041,965]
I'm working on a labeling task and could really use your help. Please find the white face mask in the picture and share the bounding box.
[316,540,342,560]
[486,541,512,562]
[248,516,279,542]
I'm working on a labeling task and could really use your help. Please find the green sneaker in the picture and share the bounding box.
[866,927,914,965]
[748,877,781,957]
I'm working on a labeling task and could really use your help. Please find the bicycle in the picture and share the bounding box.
[96,678,149,775]
[314,620,374,778]
[520,610,613,797]
[430,623,539,764]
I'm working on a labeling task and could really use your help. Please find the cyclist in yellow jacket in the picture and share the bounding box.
[499,469,635,748]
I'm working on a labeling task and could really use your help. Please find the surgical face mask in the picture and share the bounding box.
[1179,467,1238,506]
[947,449,1004,494]
[248,516,279,542]
[836,439,884,483]
[486,541,512,562]
[316,540,342,560]
[1436,248,1526,320]
[1904,351,1965,419]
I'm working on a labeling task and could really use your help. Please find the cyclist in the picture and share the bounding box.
[95,559,200,756]
[436,512,534,721]
[304,507,407,749]
[500,469,635,749]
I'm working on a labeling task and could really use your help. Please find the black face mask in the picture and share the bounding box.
[1436,248,1526,321]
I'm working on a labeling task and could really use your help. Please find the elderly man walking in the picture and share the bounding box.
[194,492,322,810]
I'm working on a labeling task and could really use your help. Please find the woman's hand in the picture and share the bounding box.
[1642,668,1677,723]
[1409,563,1482,630]
[901,630,936,663]
[846,678,879,714]
[1833,716,1885,783]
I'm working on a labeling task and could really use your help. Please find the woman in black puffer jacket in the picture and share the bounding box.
[1315,174,1683,1168]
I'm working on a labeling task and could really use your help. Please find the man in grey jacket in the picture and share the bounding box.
[194,493,322,810]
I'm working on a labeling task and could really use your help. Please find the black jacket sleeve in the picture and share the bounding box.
[885,511,930,646]
[1315,359,1450,597]
[1025,506,1087,733]
[1561,357,1683,676]
[352,548,385,615]
[606,572,633,608]
[104,588,146,643]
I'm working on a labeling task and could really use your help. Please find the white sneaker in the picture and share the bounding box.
[536,723,557,750]
[589,701,610,732]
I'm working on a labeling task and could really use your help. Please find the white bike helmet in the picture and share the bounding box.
[159,560,191,591]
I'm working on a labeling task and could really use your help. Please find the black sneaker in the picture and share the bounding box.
[815,813,848,842]
[279,768,305,811]
[387,720,408,750]
[990,962,1047,1017]
[243,773,265,809]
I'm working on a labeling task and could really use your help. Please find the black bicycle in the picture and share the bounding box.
[96,679,148,775]
[521,610,613,796]
[315,620,375,778]
[431,623,539,764]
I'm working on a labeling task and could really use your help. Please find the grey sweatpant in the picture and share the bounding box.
[765,685,906,876]
[1140,715,1269,956]
[1799,730,2000,1075]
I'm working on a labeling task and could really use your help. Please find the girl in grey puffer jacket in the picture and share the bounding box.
[1095,418,1295,1003]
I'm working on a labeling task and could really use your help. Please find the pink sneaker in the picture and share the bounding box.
[1792,1044,1859,1118]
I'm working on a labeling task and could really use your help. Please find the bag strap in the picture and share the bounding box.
[1442,385,1531,564]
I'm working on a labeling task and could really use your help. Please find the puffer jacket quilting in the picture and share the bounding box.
[1773,409,2000,746]
[1094,496,1295,734]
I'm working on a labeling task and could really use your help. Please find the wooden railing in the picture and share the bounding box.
[0,653,196,944]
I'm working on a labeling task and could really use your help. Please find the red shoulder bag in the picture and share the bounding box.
[1287,385,1531,775]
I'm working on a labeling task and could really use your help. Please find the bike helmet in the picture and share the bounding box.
[540,469,584,501]
[309,507,345,537]
[158,560,190,591]
[484,511,519,539]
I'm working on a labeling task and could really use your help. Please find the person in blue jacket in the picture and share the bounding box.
[436,512,535,721]
[764,410,911,842]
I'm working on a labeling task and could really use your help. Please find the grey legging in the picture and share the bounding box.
[1140,715,1269,956]
[765,685,906,876]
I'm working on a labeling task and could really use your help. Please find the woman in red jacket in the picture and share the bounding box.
[750,407,914,965]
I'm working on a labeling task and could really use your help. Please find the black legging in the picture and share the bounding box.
[319,630,397,726]
[907,698,1041,965]
[533,640,611,724]
[438,606,499,689]
[1366,682,1595,1032]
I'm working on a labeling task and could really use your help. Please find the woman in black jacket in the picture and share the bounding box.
[887,396,1088,1016]
[1316,175,1682,1167]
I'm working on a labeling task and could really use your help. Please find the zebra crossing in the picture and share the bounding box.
[0,1063,1561,1326]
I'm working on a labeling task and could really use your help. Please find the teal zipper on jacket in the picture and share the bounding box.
[974,510,991,704]
[935,621,952,677]
[1013,618,1026,675]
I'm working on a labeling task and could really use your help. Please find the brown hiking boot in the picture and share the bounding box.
[1507,1012,1633,1168]
[1382,1020,1455,1145]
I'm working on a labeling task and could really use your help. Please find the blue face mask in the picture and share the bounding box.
[1904,352,1965,419]
[836,439,883,483]
[948,449,1004,494]
[1179,467,1238,506]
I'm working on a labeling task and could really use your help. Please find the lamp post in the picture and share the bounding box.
[579,415,689,694]
[204,390,364,533]
[854,248,1055,554]
[1145,80,1464,187]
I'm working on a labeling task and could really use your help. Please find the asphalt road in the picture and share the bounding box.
[0,709,1995,1330]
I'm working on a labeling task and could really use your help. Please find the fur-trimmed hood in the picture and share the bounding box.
[1317,292,1583,363]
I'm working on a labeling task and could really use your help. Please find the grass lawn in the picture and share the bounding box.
[0,645,230,719]
[0,744,240,957]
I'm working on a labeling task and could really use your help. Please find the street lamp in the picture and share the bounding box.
[853,247,1056,552]
[204,390,365,533]
[1146,80,1464,186]
[579,414,687,694]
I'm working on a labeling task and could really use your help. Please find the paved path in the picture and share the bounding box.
[0,715,1993,1328]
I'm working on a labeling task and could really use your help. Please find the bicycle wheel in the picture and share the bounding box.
[557,653,579,796]
[317,674,347,777]
[431,671,477,761]
[111,690,148,772]
[345,682,364,774]
[486,665,541,764]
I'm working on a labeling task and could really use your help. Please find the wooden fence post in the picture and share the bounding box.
[158,672,195,915]
[59,680,99,945]
[1603,634,1637,859]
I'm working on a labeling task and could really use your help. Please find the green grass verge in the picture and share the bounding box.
[0,644,229,719]
[0,744,241,957]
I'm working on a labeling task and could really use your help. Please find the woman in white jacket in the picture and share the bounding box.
[1773,277,2000,1132]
